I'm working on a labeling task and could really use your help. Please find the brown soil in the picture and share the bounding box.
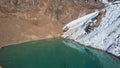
[0,0,104,47]
[0,12,63,47]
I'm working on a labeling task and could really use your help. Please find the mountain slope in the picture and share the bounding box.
[62,1,120,57]
[0,0,104,46]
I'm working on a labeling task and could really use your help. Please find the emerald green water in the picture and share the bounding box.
[0,38,120,68]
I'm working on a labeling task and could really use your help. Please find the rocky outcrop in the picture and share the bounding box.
[0,0,40,12]
[0,0,104,23]
[45,0,104,20]
[62,1,120,57]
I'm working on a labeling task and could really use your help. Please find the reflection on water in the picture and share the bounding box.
[63,39,120,68]
[0,38,120,68]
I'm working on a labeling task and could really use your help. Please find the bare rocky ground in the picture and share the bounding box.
[0,12,63,47]
[0,0,104,47]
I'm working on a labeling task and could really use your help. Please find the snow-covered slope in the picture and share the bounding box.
[62,2,120,57]
[100,0,108,4]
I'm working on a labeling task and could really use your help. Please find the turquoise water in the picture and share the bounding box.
[0,38,120,68]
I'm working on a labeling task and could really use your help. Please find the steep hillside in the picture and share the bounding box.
[0,0,104,47]
[62,1,120,57]
[0,0,104,23]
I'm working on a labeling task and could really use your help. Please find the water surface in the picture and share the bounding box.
[0,38,120,68]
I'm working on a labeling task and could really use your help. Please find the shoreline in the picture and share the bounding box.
[0,13,63,48]
[63,38,120,60]
[0,35,61,49]
[1,35,120,60]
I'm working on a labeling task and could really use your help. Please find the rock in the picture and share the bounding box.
[0,0,40,12]
[0,0,104,23]
[62,1,120,57]
[0,66,2,68]
[45,0,104,21]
